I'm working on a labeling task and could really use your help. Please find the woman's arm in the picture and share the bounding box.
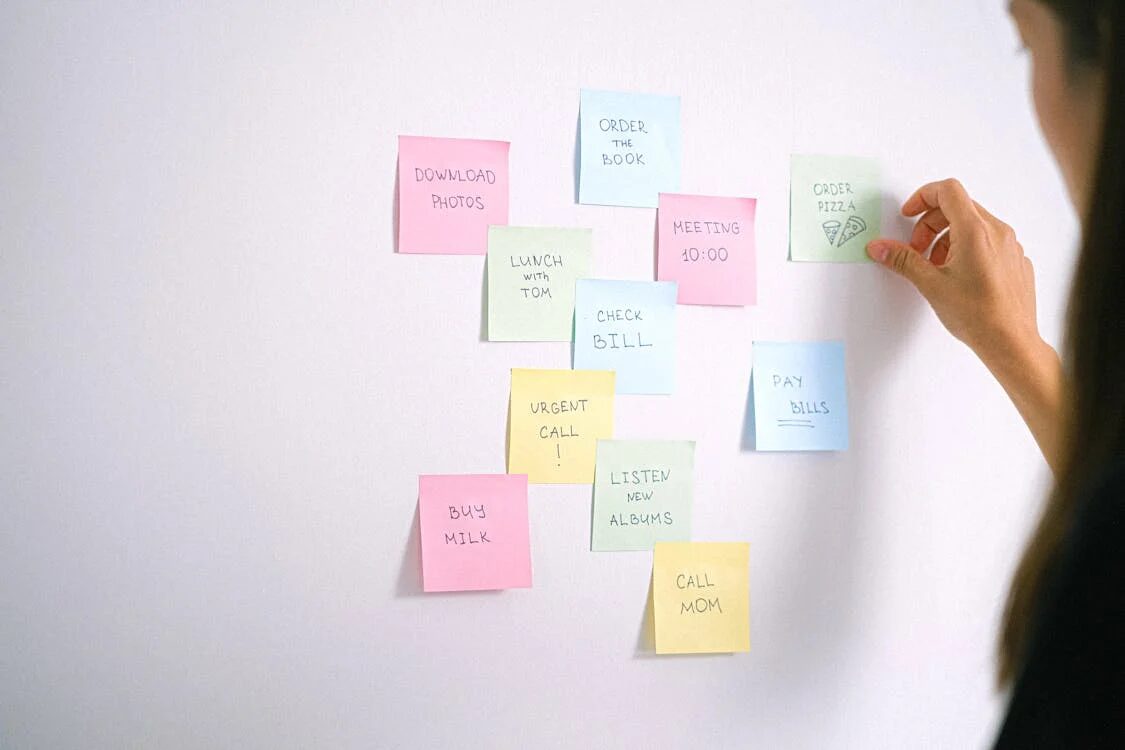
[866,178,1066,472]
[980,333,1065,474]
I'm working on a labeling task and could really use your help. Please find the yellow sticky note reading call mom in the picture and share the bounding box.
[508,368,615,484]
[653,542,750,654]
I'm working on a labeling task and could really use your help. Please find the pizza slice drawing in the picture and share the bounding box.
[821,220,841,246]
[837,215,867,247]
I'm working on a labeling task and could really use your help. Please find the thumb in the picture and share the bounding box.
[867,239,937,293]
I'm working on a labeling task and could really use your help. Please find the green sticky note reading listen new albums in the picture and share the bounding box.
[591,440,695,551]
[789,154,880,262]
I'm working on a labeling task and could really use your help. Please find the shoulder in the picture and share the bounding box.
[1077,463,1125,527]
[994,463,1125,749]
[1067,463,1125,564]
[1057,463,1125,629]
[1044,461,1125,644]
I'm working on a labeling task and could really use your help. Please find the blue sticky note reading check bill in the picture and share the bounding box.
[573,279,678,394]
[752,341,849,451]
[578,89,682,208]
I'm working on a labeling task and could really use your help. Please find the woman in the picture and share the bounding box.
[866,0,1123,745]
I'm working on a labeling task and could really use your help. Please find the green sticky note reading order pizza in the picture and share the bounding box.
[789,154,880,262]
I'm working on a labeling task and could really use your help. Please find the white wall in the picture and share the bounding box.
[0,1,1078,748]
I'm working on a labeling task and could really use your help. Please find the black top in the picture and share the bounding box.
[994,467,1125,748]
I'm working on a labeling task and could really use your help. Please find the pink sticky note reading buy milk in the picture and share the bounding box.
[418,474,531,592]
[397,135,510,254]
[657,193,757,306]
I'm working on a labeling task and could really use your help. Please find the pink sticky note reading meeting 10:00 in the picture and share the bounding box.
[657,193,757,306]
[417,474,532,593]
[396,135,510,254]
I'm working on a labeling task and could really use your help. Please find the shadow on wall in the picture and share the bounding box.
[396,502,424,597]
[396,501,503,600]
[392,159,400,253]
[479,259,489,342]
[751,191,921,696]
[396,394,513,597]
[741,372,758,451]
[398,184,924,659]
[572,114,581,204]
[630,194,921,666]
[635,571,656,653]
[633,570,731,661]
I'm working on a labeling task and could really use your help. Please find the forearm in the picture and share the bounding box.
[867,180,1069,471]
[980,336,1066,473]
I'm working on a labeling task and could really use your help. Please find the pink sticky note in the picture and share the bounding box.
[657,193,757,306]
[397,135,510,254]
[418,474,531,592]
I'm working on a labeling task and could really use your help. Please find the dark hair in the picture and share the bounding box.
[999,0,1125,685]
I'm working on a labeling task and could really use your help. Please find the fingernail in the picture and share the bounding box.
[867,241,889,263]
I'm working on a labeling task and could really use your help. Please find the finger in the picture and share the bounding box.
[930,232,951,266]
[973,201,999,223]
[911,208,950,251]
[867,239,939,294]
[973,201,1018,247]
[901,178,980,225]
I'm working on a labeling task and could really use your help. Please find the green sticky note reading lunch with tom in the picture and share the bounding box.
[487,226,593,342]
[789,154,880,263]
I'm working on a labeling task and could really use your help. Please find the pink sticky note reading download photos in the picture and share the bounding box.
[418,474,531,592]
[657,193,757,306]
[397,135,510,254]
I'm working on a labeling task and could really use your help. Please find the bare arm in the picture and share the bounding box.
[867,178,1066,472]
[980,332,1065,473]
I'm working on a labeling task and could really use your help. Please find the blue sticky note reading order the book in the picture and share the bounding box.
[573,279,678,394]
[752,341,849,451]
[578,89,681,208]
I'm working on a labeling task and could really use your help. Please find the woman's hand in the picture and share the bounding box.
[867,178,1039,362]
[866,178,1065,471]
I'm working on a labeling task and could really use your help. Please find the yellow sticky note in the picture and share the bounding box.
[508,368,615,484]
[653,542,750,654]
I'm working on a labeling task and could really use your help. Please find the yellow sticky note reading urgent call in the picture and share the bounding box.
[508,368,615,484]
[653,542,750,654]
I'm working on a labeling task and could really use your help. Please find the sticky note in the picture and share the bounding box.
[487,226,593,341]
[417,474,531,592]
[789,154,880,262]
[573,279,677,395]
[751,341,849,451]
[508,368,615,484]
[657,193,758,306]
[578,89,681,208]
[653,542,750,654]
[592,440,695,551]
[397,135,510,254]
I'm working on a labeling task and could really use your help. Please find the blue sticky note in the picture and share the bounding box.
[578,89,681,208]
[573,280,677,394]
[752,341,849,451]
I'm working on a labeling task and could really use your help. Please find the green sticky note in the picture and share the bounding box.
[591,439,695,551]
[789,154,880,262]
[487,226,593,341]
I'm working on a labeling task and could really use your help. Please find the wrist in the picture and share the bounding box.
[975,330,1065,471]
[978,331,1061,406]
